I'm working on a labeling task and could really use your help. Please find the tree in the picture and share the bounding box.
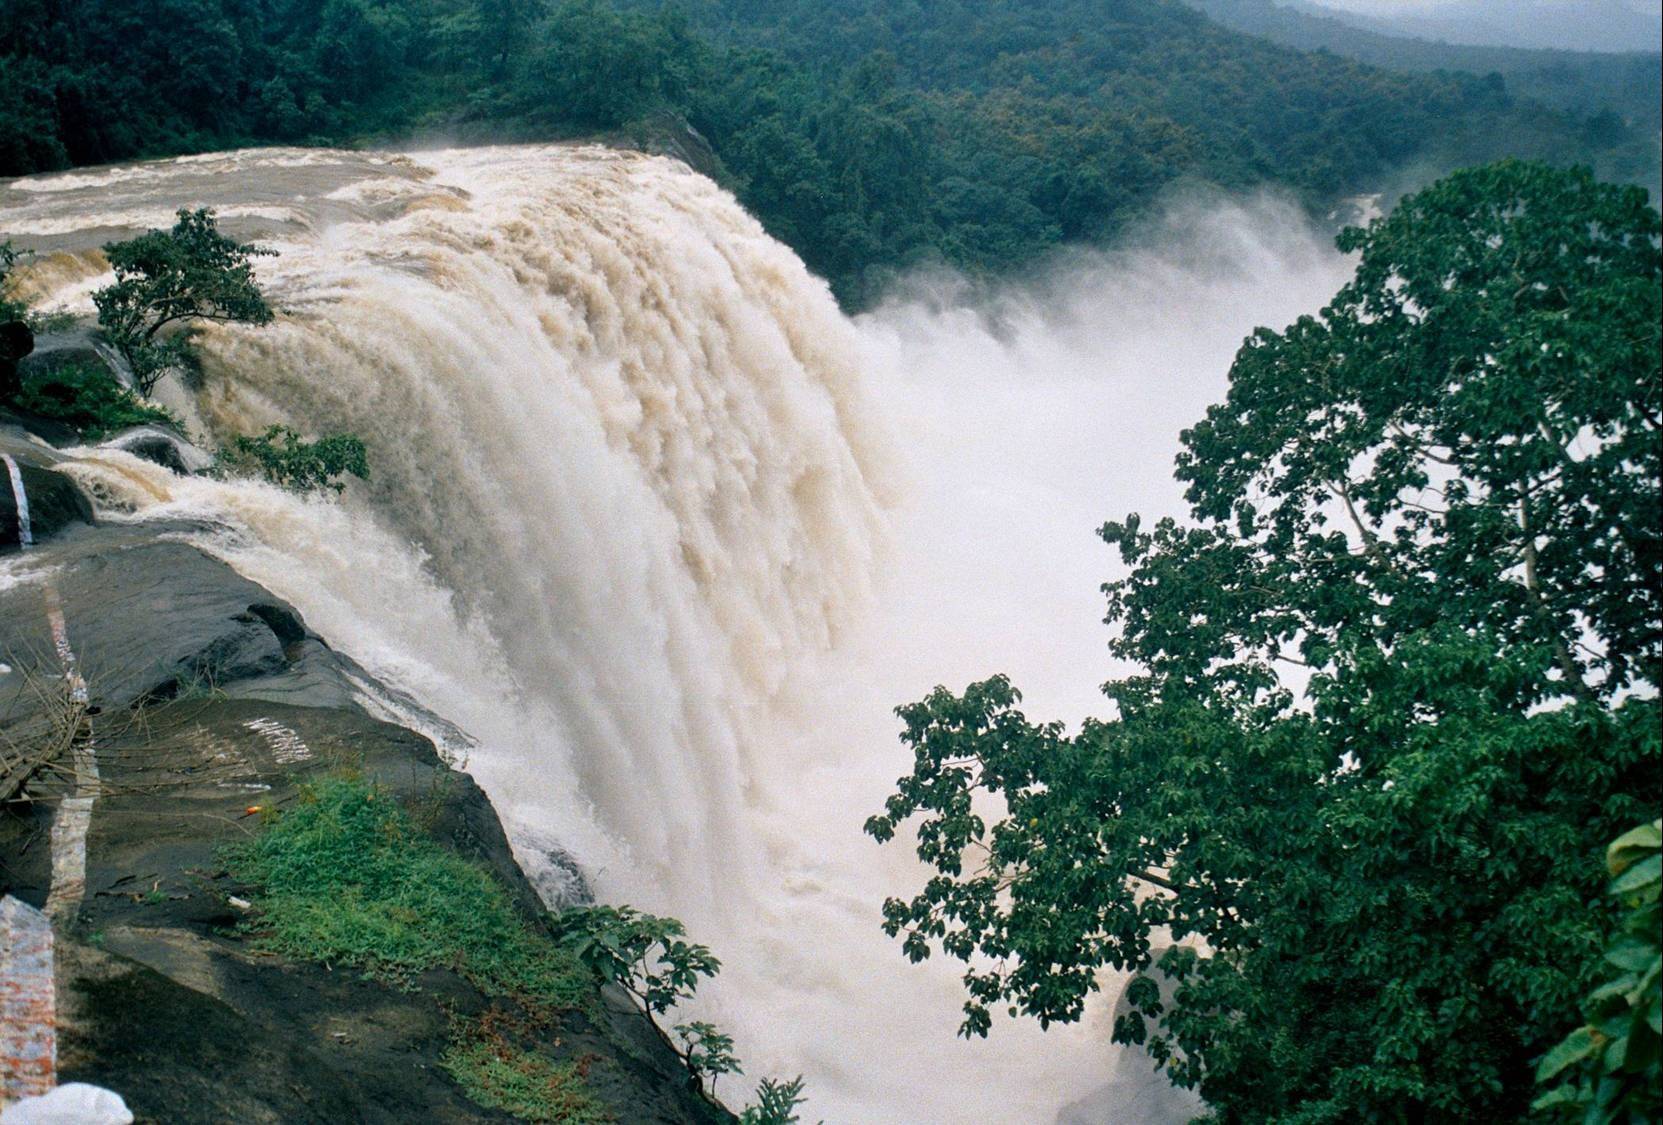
[93,208,275,395]
[866,161,1662,1120]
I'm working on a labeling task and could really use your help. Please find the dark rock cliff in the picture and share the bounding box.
[0,422,729,1124]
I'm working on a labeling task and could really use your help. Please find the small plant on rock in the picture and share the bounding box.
[673,1020,741,1095]
[740,1076,810,1125]
[219,424,368,494]
[553,905,813,1115]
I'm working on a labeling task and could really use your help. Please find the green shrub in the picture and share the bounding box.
[554,905,812,1114]
[554,904,721,1016]
[14,360,180,440]
[225,775,588,1011]
[442,1038,612,1124]
[740,1077,809,1125]
[219,424,368,494]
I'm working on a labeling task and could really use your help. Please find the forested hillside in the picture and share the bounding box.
[1188,0,1662,132]
[3,0,1656,302]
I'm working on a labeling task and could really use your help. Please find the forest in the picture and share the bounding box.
[1190,0,1661,131]
[3,0,1658,303]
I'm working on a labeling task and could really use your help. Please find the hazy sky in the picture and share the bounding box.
[1306,0,1662,53]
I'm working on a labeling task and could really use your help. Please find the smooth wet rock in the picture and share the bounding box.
[97,426,210,475]
[0,459,93,551]
[0,537,340,714]
[16,328,117,385]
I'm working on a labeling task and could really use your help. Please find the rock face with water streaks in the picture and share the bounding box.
[0,419,726,1124]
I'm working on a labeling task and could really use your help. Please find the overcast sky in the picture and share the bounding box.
[1306,0,1662,53]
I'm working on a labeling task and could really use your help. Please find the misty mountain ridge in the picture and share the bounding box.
[1296,0,1660,54]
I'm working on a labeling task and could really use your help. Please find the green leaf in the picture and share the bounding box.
[1606,821,1661,877]
[1609,854,1661,897]
[1536,1027,1601,1083]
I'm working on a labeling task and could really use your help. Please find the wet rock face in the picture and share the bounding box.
[0,501,729,1123]
[1,459,94,551]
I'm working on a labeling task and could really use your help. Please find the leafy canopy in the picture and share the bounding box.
[866,160,1662,1121]
[93,207,274,394]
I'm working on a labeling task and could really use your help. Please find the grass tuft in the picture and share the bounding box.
[224,775,589,1012]
[442,1037,612,1124]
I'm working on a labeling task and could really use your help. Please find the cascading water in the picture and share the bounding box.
[1,146,1353,1122]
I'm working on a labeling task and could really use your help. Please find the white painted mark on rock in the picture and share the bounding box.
[42,584,98,923]
[242,717,312,765]
[1,453,32,549]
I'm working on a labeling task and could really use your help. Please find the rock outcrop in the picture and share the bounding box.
[0,419,728,1124]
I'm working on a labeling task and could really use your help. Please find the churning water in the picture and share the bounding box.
[1,146,1353,1122]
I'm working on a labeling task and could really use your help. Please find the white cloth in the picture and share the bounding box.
[2,1083,133,1124]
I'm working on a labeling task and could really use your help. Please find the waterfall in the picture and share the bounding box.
[3,146,1352,1122]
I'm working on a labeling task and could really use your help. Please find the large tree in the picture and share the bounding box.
[866,160,1662,1121]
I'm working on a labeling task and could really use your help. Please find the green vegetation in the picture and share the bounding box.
[93,208,275,395]
[1536,818,1663,1119]
[442,1036,612,1124]
[225,775,589,1010]
[230,776,788,1120]
[0,241,25,323]
[219,425,369,494]
[867,158,1662,1119]
[3,1,1655,304]
[13,359,180,439]
[554,904,808,1116]
[1189,0,1662,132]
[739,1078,808,1125]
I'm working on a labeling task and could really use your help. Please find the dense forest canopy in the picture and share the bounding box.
[3,0,1658,303]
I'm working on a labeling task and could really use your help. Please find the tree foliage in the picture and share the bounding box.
[1535,818,1663,1120]
[866,160,1662,1120]
[93,208,275,395]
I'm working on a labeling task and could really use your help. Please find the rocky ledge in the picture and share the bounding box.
[0,421,727,1124]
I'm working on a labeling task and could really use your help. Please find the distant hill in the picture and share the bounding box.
[1188,0,1661,129]
[1292,0,1660,54]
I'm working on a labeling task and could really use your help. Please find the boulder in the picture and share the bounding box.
[1,459,94,551]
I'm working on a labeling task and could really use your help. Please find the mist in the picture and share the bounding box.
[1302,0,1662,53]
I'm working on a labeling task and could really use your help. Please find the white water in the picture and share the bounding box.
[3,147,1353,1122]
